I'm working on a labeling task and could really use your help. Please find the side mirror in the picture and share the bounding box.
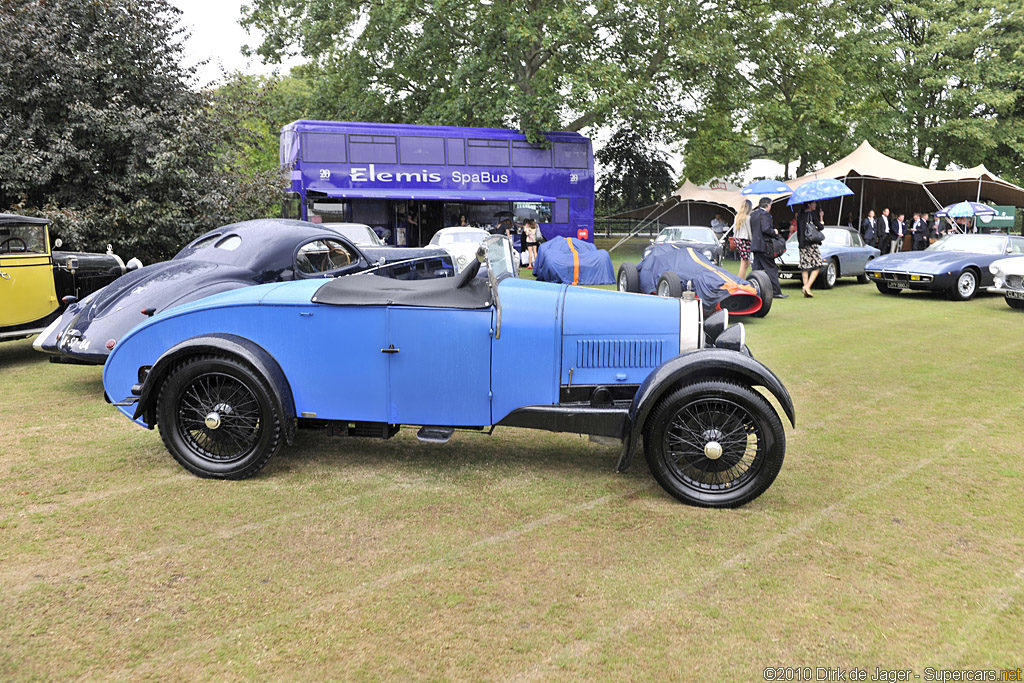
[53,238,63,248]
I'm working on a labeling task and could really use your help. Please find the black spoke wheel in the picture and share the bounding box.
[157,355,282,479]
[642,380,785,507]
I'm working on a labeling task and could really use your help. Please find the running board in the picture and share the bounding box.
[416,426,455,444]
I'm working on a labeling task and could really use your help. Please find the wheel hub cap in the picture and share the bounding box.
[204,412,221,429]
[704,441,723,460]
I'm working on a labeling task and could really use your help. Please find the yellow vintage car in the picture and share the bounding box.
[1,213,135,344]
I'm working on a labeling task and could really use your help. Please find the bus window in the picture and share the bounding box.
[301,133,347,163]
[400,136,446,165]
[447,138,466,165]
[467,139,510,167]
[350,135,397,164]
[282,192,302,220]
[554,142,589,169]
[512,142,552,168]
[513,202,553,223]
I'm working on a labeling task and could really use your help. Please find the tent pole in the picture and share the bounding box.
[837,173,849,225]
[687,202,691,224]
[858,178,865,228]
[976,178,982,202]
[609,197,680,252]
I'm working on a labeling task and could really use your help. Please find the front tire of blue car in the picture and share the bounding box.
[642,380,785,508]
[157,355,283,479]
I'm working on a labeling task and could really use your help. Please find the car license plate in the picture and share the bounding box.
[1007,289,1024,300]
[779,272,794,279]
[888,281,908,290]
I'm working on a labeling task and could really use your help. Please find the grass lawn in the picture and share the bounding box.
[2,258,1023,679]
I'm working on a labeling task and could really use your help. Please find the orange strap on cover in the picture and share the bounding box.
[566,237,580,285]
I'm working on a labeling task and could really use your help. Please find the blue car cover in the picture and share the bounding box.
[534,237,615,285]
[638,244,761,314]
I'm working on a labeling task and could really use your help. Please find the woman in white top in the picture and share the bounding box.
[733,199,753,280]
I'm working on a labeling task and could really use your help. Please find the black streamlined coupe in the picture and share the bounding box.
[34,219,453,364]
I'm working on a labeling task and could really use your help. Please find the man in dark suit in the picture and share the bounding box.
[749,197,787,298]
[892,213,906,252]
[861,210,878,247]
[910,213,927,250]
[878,207,892,253]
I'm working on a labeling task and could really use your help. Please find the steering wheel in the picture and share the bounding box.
[0,237,27,252]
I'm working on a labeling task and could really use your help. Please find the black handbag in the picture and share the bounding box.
[768,235,788,257]
[804,222,825,245]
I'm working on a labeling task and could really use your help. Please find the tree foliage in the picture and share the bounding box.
[595,127,676,214]
[240,0,718,140]
[0,0,282,261]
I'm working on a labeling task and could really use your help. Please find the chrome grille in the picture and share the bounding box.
[1006,274,1024,290]
[576,339,664,369]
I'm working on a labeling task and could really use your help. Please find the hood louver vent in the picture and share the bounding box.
[576,339,664,369]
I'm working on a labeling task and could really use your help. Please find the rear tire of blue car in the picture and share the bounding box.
[157,354,282,479]
[748,271,773,318]
[617,262,640,293]
[642,380,785,508]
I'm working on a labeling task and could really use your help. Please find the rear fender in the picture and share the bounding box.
[616,348,795,472]
[132,333,296,444]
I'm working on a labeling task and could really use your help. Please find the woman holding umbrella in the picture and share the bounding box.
[797,201,825,297]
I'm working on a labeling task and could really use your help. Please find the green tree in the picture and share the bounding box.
[240,0,718,140]
[595,127,676,214]
[850,0,1024,183]
[0,0,282,261]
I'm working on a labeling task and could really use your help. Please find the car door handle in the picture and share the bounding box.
[381,344,399,354]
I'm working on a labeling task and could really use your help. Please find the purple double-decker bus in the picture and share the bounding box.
[280,120,595,247]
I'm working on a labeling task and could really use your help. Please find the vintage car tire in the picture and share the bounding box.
[748,271,773,318]
[875,281,900,295]
[157,354,283,479]
[948,269,978,301]
[818,259,838,289]
[857,273,870,284]
[642,379,785,508]
[617,262,640,293]
[1006,296,1024,310]
[657,271,683,298]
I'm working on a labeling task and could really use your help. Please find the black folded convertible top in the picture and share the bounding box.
[312,273,493,309]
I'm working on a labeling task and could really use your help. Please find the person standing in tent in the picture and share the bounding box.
[878,207,893,253]
[861,210,878,247]
[749,197,788,299]
[733,199,753,280]
[797,201,824,297]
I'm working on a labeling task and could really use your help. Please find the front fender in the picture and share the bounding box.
[615,348,795,472]
[131,333,296,444]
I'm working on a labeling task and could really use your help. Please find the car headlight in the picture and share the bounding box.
[457,255,467,265]
[994,276,1004,288]
[990,264,1003,277]
[703,249,713,260]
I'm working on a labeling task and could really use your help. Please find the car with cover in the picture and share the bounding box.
[649,225,724,265]
[533,236,615,285]
[865,233,1024,300]
[778,226,880,288]
[104,237,795,508]
[34,219,453,365]
[1,213,138,343]
[617,243,774,318]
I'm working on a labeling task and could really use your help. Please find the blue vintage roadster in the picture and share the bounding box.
[104,237,795,507]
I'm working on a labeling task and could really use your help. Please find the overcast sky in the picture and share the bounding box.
[170,0,304,86]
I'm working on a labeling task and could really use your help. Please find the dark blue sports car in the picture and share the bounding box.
[103,237,795,508]
[34,219,453,364]
[866,233,1024,300]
